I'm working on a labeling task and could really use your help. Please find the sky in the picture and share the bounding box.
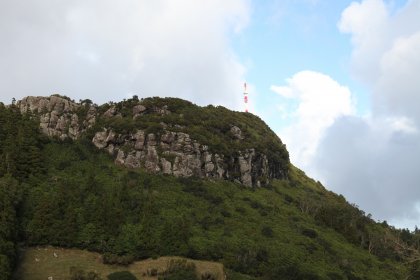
[1,0,419,229]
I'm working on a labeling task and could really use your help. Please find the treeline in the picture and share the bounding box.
[0,103,45,279]
[0,103,44,179]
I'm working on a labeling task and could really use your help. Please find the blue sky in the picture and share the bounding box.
[237,0,372,128]
[240,0,419,229]
[1,0,420,229]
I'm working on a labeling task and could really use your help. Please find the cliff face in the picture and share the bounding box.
[17,95,288,186]
[91,128,272,187]
[18,96,96,139]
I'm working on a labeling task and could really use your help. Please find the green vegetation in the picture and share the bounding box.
[107,271,137,280]
[1,100,420,279]
[70,267,102,280]
[93,97,289,174]
[0,103,45,280]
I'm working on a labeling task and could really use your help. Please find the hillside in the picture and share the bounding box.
[1,96,420,280]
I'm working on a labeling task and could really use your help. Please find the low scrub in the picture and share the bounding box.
[107,271,137,280]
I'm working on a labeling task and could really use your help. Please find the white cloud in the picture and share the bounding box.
[271,71,354,170]
[387,116,418,134]
[338,0,389,84]
[338,0,420,114]
[338,0,388,41]
[271,85,294,98]
[0,0,250,109]
[309,0,420,228]
[313,115,420,226]
[376,31,420,120]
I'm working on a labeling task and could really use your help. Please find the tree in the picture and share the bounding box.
[0,255,11,280]
[0,176,21,278]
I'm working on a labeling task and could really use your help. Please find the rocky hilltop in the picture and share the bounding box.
[18,96,96,139]
[16,95,289,186]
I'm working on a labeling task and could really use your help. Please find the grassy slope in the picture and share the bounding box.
[16,140,408,280]
[15,247,224,280]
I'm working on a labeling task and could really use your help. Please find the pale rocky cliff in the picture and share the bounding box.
[17,95,288,187]
[18,96,96,140]
[91,128,272,187]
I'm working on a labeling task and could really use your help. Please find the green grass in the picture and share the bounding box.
[15,247,224,280]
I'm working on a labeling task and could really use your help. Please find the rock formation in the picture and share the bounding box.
[17,96,96,140]
[91,128,274,187]
[16,95,288,186]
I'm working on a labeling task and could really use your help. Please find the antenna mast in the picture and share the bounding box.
[243,82,249,113]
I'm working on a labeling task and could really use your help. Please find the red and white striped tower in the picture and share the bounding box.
[243,82,249,112]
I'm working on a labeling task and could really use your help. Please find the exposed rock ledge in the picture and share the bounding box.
[92,128,270,187]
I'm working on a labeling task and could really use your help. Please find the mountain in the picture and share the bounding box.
[1,95,420,280]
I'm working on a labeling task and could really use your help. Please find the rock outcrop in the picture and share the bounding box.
[16,95,288,187]
[91,128,273,187]
[17,96,96,140]
[230,125,244,140]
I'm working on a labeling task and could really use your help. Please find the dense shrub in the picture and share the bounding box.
[70,267,102,280]
[183,185,222,205]
[261,226,274,238]
[107,271,137,280]
[302,228,318,239]
[103,253,135,266]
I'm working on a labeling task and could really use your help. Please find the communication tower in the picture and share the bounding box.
[243,82,249,113]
